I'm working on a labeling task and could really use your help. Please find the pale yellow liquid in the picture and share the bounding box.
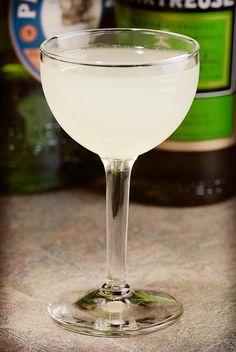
[41,47,199,159]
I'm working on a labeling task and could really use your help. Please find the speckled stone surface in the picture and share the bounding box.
[0,189,235,351]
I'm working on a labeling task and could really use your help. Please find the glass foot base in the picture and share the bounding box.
[48,288,183,337]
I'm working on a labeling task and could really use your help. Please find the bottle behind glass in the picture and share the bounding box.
[116,0,236,206]
[0,1,114,194]
[1,3,62,193]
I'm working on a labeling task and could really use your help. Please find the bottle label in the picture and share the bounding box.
[9,0,112,81]
[117,1,236,150]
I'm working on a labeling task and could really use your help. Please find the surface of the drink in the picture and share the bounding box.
[41,47,199,159]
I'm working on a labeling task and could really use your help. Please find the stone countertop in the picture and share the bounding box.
[0,188,235,352]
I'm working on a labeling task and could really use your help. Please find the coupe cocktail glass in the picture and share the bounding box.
[40,29,199,337]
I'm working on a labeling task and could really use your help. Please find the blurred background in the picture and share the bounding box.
[1,0,235,206]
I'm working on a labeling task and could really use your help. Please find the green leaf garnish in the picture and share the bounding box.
[73,289,174,310]
[111,167,120,176]
[129,290,174,305]
[102,291,113,301]
[74,289,99,310]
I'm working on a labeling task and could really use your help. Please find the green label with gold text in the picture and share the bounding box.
[117,3,235,144]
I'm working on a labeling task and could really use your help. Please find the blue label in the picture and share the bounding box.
[9,0,108,80]
[9,1,45,80]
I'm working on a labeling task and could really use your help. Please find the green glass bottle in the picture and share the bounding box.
[0,1,114,194]
[116,0,236,206]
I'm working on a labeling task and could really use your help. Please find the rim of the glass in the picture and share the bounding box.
[40,28,200,67]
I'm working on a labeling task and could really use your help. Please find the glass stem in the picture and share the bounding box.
[101,158,136,298]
